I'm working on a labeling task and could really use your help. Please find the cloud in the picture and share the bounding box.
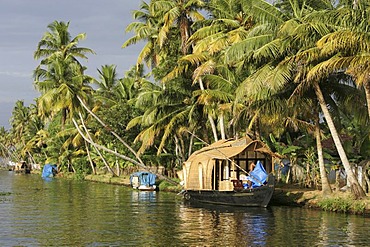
[0,0,143,129]
[0,71,32,78]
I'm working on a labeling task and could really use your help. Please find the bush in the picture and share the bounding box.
[318,196,366,214]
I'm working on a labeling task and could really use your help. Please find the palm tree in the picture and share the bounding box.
[123,1,163,68]
[274,1,366,198]
[34,20,95,66]
[307,2,370,120]
[34,59,94,126]
[34,20,95,125]
[93,64,120,106]
[227,0,340,195]
[151,0,206,54]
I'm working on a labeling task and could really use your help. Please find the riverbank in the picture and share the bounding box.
[80,173,370,215]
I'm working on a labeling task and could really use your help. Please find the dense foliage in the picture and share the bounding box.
[1,1,369,198]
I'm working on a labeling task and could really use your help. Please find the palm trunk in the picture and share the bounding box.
[85,140,96,175]
[72,117,178,185]
[219,113,226,140]
[314,82,365,199]
[188,131,194,158]
[364,81,370,120]
[199,78,219,142]
[78,114,116,176]
[314,112,332,196]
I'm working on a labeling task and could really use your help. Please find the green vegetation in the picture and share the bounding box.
[0,1,369,200]
[318,196,367,214]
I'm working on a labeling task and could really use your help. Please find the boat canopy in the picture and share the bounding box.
[42,164,57,178]
[246,160,268,188]
[182,136,277,190]
[130,172,156,186]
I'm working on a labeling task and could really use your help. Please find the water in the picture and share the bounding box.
[1,170,369,246]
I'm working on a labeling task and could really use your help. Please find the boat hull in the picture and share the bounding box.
[132,185,157,191]
[183,175,275,207]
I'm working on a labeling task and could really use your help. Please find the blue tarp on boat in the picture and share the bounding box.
[246,160,268,188]
[130,172,156,186]
[42,164,57,178]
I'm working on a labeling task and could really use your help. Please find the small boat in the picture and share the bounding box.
[179,136,278,207]
[13,161,32,174]
[130,171,157,191]
[41,164,58,178]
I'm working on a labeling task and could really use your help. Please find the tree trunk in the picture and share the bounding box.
[188,131,194,158]
[314,82,366,199]
[85,140,96,175]
[364,81,370,120]
[219,113,226,140]
[199,78,218,142]
[314,112,332,196]
[78,114,116,176]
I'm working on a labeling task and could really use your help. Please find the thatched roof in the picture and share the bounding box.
[187,136,276,163]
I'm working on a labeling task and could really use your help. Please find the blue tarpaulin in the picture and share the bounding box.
[130,172,156,186]
[246,160,268,188]
[42,164,57,178]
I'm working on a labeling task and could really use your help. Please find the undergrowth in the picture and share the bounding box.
[318,196,366,214]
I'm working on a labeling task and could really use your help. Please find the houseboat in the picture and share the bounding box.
[180,136,277,207]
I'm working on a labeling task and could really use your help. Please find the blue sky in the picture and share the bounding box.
[0,0,143,129]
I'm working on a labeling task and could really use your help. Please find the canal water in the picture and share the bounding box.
[0,170,369,246]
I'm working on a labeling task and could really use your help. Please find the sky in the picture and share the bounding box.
[0,0,143,129]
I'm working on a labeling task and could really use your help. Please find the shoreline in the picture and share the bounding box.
[8,169,369,215]
[83,173,370,215]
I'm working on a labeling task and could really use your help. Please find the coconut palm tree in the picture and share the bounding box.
[34,20,95,66]
[123,1,163,68]
[93,64,120,106]
[34,58,94,126]
[151,0,206,55]
[307,2,370,120]
[34,20,95,125]
[226,0,340,195]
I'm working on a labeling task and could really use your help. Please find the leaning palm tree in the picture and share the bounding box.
[307,2,370,120]
[230,0,341,196]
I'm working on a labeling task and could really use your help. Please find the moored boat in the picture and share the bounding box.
[179,136,278,207]
[41,164,58,178]
[130,171,157,191]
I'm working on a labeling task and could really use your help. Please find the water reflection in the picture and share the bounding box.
[178,202,273,246]
[1,171,370,246]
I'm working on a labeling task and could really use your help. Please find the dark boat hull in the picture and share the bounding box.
[183,175,275,207]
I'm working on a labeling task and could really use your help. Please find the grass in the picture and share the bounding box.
[317,195,367,214]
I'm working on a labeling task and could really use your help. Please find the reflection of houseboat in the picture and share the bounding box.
[130,172,157,191]
[180,136,277,207]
